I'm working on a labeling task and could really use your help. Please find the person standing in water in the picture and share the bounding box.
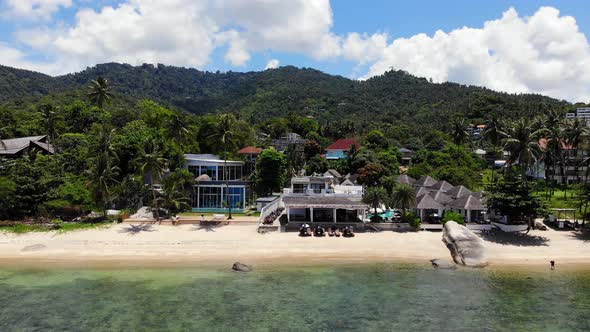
[550,260,555,270]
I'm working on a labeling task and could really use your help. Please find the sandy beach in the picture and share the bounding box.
[1,223,590,268]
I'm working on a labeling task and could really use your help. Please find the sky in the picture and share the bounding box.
[1,0,590,103]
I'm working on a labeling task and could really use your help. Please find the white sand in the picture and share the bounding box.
[1,224,590,268]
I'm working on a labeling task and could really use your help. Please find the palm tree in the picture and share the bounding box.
[168,113,191,145]
[137,141,168,221]
[483,115,505,182]
[209,114,237,219]
[157,188,191,220]
[363,186,388,218]
[500,118,545,179]
[0,126,7,150]
[87,153,119,218]
[88,77,114,110]
[390,184,416,216]
[40,104,59,145]
[563,118,589,185]
[450,118,469,146]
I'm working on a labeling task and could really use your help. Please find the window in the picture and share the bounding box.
[198,186,222,208]
[293,184,307,193]
[310,183,325,194]
[224,187,244,208]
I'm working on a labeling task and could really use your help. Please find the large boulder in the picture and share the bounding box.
[430,258,456,269]
[442,221,488,267]
[232,262,252,272]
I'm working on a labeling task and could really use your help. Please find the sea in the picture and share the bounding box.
[0,263,589,331]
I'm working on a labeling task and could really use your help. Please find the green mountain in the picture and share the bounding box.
[0,62,572,127]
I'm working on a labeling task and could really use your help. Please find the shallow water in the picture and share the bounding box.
[0,263,589,331]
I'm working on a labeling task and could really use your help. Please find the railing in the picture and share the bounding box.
[258,196,284,225]
[282,188,363,196]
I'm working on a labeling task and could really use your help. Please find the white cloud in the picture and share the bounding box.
[2,2,590,102]
[3,0,72,20]
[265,59,280,69]
[9,0,338,73]
[0,43,60,73]
[363,7,590,102]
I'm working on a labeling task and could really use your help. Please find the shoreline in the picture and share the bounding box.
[1,224,590,270]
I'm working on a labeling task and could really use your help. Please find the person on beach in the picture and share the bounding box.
[550,260,555,270]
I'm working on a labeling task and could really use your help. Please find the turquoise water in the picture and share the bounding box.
[1,263,589,331]
[368,210,394,219]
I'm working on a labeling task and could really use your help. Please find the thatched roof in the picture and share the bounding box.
[446,185,472,198]
[415,175,437,187]
[428,180,454,192]
[415,186,432,198]
[195,174,211,181]
[416,193,445,210]
[450,194,485,210]
[428,190,454,205]
[398,174,416,185]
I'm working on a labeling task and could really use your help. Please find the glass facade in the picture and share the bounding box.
[193,186,246,210]
[187,165,243,181]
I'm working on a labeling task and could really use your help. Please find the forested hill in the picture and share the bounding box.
[0,62,573,126]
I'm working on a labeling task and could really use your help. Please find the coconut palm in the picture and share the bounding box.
[88,77,114,110]
[500,118,545,178]
[40,104,59,145]
[563,118,589,184]
[209,114,237,219]
[87,153,119,218]
[390,183,416,216]
[157,188,191,220]
[483,115,505,182]
[363,186,388,217]
[0,126,7,150]
[137,141,168,221]
[168,113,192,145]
[450,118,469,146]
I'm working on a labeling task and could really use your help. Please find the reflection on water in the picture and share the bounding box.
[0,264,589,331]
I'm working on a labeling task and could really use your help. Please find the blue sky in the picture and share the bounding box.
[1,0,589,102]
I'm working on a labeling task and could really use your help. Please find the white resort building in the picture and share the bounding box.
[282,175,368,226]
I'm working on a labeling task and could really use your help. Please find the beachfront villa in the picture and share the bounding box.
[185,154,250,212]
[282,175,368,225]
[406,175,487,223]
[325,138,360,160]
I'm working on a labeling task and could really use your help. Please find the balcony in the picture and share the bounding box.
[283,187,363,196]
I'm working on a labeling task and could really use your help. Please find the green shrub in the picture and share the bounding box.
[442,211,465,224]
[402,212,421,229]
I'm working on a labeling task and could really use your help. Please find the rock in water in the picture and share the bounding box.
[21,244,47,252]
[442,221,488,267]
[232,262,252,272]
[430,258,456,269]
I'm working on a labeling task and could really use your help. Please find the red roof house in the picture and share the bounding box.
[325,139,360,159]
[237,146,263,155]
